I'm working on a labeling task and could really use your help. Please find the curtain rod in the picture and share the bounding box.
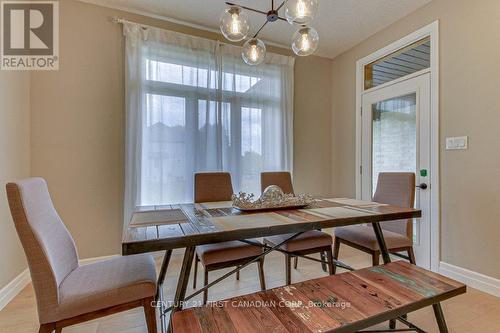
[111,16,231,48]
[110,16,290,50]
[111,16,156,30]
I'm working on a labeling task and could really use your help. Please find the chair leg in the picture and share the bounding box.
[258,258,266,291]
[236,266,240,281]
[285,254,292,285]
[372,251,380,266]
[193,254,198,289]
[143,296,158,333]
[326,248,334,275]
[408,247,416,264]
[332,237,341,274]
[39,323,55,333]
[203,268,209,305]
[294,256,298,269]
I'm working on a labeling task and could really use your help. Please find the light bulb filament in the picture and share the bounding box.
[297,0,306,18]
[250,45,258,61]
[231,13,240,34]
[301,33,310,51]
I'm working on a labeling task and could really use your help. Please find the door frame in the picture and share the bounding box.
[355,21,440,272]
[362,73,431,268]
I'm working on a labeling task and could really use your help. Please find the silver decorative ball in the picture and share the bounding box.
[260,185,284,202]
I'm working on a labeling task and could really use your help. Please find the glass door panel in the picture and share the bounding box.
[372,93,417,193]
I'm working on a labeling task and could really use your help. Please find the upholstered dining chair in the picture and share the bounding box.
[6,178,158,333]
[261,172,335,285]
[333,172,416,274]
[192,172,266,304]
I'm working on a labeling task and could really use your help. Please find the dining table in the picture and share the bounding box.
[121,197,448,333]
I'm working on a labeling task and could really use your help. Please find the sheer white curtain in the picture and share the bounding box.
[124,23,294,222]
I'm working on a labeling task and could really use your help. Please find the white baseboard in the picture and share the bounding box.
[0,254,121,311]
[0,269,30,311]
[439,261,500,297]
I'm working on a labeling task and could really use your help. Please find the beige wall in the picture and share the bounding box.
[0,71,30,287]
[294,56,332,196]
[30,0,332,259]
[331,0,500,278]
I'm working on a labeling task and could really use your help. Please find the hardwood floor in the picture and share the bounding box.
[1,234,499,333]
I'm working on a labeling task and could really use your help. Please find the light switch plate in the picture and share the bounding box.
[446,136,468,150]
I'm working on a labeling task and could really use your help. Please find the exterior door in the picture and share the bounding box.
[361,73,431,269]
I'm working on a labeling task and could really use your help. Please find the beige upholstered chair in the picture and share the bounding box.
[261,171,295,195]
[333,172,416,273]
[261,172,334,285]
[192,172,266,304]
[6,178,158,333]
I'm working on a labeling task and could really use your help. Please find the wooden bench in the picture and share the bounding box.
[172,261,466,332]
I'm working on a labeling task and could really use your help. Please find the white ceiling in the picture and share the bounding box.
[82,0,432,58]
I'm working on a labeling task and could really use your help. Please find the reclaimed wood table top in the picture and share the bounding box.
[122,198,421,255]
[172,261,466,333]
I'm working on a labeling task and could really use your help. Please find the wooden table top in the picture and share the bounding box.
[122,198,421,255]
[172,261,466,333]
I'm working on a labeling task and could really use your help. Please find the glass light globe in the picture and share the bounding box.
[285,0,319,25]
[220,6,250,42]
[291,26,319,56]
[242,38,266,65]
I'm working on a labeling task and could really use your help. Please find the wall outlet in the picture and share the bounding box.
[446,136,468,150]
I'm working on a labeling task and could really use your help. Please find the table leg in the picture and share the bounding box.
[168,246,195,333]
[433,303,449,333]
[320,251,328,272]
[372,222,396,329]
[162,232,306,320]
[371,222,391,264]
[156,250,172,333]
[317,228,328,272]
[156,250,172,301]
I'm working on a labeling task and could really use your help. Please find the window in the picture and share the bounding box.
[124,25,294,211]
[364,37,430,90]
[141,59,273,204]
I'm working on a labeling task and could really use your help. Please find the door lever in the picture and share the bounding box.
[416,183,428,190]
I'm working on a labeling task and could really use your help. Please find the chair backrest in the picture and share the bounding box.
[194,172,234,203]
[260,172,294,195]
[372,172,416,239]
[6,178,79,322]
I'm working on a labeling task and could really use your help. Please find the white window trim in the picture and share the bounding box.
[355,21,440,272]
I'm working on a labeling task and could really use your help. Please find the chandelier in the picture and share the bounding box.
[220,0,319,65]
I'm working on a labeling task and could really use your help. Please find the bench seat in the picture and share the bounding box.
[172,261,465,333]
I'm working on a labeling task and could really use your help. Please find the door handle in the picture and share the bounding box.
[416,183,428,190]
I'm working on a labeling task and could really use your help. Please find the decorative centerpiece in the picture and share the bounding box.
[232,185,316,211]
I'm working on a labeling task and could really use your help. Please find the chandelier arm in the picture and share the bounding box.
[276,0,286,12]
[225,1,288,22]
[225,2,269,16]
[253,20,269,38]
